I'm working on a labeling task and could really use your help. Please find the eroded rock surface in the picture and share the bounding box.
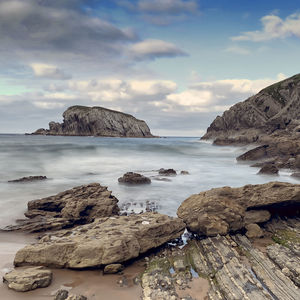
[4,183,119,232]
[3,266,52,292]
[177,181,300,236]
[14,213,185,269]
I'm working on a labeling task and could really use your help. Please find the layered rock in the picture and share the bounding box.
[3,266,52,292]
[177,181,300,236]
[32,105,154,138]
[4,183,119,232]
[14,212,185,269]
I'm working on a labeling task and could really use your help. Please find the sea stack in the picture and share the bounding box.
[32,105,154,138]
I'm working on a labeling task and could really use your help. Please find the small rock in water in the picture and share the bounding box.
[103,264,124,274]
[118,172,151,184]
[159,168,177,176]
[258,163,279,175]
[180,171,190,175]
[8,176,47,183]
[54,289,69,300]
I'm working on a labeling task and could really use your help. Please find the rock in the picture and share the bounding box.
[118,172,151,184]
[258,163,279,175]
[180,171,190,175]
[103,264,124,274]
[244,210,271,225]
[66,295,87,300]
[32,105,154,138]
[14,212,185,269]
[291,172,300,178]
[3,266,52,292]
[4,183,119,232]
[54,289,69,300]
[8,176,47,183]
[177,182,300,236]
[245,223,264,238]
[158,168,177,176]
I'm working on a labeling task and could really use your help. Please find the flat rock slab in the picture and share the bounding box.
[177,181,300,236]
[14,213,185,269]
[3,266,52,292]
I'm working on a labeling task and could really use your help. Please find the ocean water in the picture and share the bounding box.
[0,134,298,228]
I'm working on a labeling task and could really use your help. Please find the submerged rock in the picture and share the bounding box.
[4,183,119,232]
[14,212,185,269]
[32,105,154,138]
[3,266,52,292]
[118,172,151,184]
[177,182,300,236]
[158,168,177,176]
[8,176,47,183]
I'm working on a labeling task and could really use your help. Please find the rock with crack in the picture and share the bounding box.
[177,182,300,236]
[4,183,119,232]
[14,213,185,269]
[3,266,52,292]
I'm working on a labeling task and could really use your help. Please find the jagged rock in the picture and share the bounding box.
[4,183,119,233]
[8,176,47,183]
[177,182,300,236]
[3,266,52,292]
[258,163,279,175]
[103,264,124,274]
[158,168,177,176]
[118,172,151,184]
[14,213,185,269]
[245,223,264,238]
[32,105,154,138]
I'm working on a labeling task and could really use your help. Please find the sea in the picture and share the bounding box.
[0,134,298,228]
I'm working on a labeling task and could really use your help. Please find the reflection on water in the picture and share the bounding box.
[0,134,298,227]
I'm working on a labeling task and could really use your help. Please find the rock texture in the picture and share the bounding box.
[118,172,151,184]
[4,183,119,232]
[3,266,52,292]
[158,168,177,176]
[32,105,154,138]
[14,213,185,269]
[8,176,47,183]
[177,181,300,236]
[258,163,279,175]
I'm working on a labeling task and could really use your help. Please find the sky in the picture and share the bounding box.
[0,0,299,136]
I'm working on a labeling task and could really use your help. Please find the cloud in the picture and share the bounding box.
[30,63,71,80]
[232,13,300,42]
[224,46,250,55]
[130,39,187,60]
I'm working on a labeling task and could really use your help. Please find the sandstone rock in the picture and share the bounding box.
[5,183,119,232]
[158,168,177,176]
[3,266,52,292]
[14,213,185,269]
[118,172,151,184]
[103,264,124,274]
[245,223,264,238]
[177,182,300,236]
[8,176,47,183]
[32,106,154,138]
[258,163,279,175]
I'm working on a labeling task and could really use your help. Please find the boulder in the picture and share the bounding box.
[3,266,52,292]
[158,169,177,176]
[245,223,264,238]
[258,163,279,175]
[177,182,300,236]
[55,290,69,300]
[180,171,190,175]
[118,172,151,184]
[103,264,124,274]
[8,176,47,183]
[14,213,185,269]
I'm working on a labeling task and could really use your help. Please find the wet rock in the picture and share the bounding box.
[14,213,185,269]
[258,163,279,175]
[159,169,177,176]
[3,266,52,292]
[177,182,300,236]
[118,172,151,184]
[54,289,69,300]
[8,176,47,183]
[66,295,87,300]
[103,264,124,274]
[4,183,119,233]
[180,171,190,175]
[245,223,264,238]
[291,173,300,178]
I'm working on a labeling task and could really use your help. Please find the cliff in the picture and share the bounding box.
[202,73,300,144]
[32,105,154,138]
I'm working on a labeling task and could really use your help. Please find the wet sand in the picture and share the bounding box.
[0,231,143,300]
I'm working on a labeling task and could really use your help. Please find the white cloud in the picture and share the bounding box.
[224,46,250,55]
[232,13,300,42]
[130,39,187,60]
[30,63,71,80]
[33,101,65,109]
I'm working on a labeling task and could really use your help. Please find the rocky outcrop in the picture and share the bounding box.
[3,266,52,292]
[158,168,177,176]
[118,172,151,184]
[177,182,300,236]
[4,183,119,232]
[14,212,185,269]
[32,105,154,138]
[8,176,47,183]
